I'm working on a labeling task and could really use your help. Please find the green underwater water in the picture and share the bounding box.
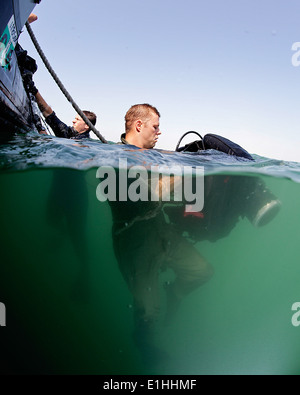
[0,165,300,375]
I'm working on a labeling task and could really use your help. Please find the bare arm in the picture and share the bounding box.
[35,91,54,118]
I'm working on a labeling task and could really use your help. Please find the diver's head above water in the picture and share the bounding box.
[124,104,161,149]
[72,111,97,134]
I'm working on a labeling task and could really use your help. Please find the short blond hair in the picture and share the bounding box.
[125,104,160,133]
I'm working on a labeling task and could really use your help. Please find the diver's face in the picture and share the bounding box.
[140,112,161,149]
[72,115,89,134]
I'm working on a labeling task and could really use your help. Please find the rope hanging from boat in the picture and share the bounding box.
[25,22,107,143]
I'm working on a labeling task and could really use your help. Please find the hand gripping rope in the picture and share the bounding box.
[25,21,107,143]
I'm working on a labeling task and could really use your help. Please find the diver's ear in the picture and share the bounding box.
[136,120,142,132]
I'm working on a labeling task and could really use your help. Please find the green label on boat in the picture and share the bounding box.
[0,15,18,69]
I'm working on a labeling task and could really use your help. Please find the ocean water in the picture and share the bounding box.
[0,131,300,375]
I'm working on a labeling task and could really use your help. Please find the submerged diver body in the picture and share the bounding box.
[109,104,213,365]
[108,104,281,366]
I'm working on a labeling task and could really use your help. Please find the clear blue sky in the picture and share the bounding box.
[19,0,300,162]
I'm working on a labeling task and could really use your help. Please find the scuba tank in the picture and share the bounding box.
[166,131,280,242]
[175,131,254,160]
